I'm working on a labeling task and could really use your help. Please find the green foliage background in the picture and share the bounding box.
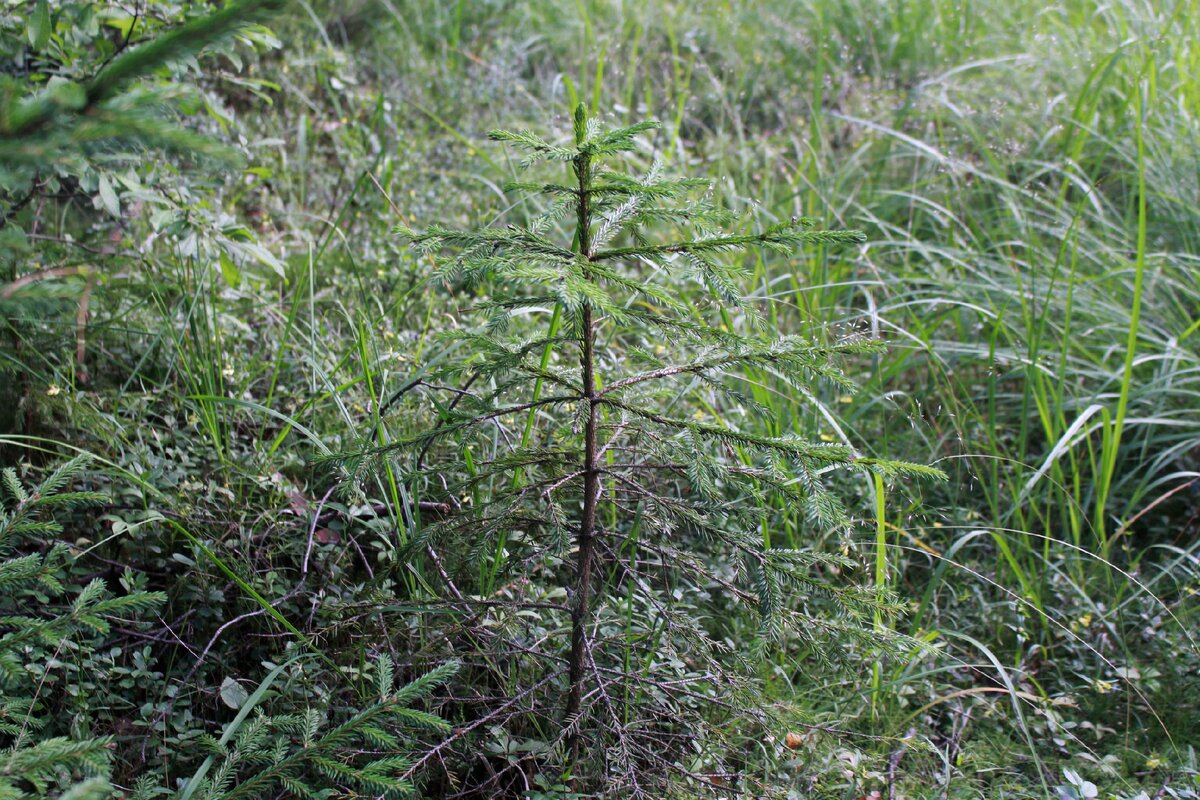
[1,0,1198,797]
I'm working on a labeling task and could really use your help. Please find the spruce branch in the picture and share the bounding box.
[596,338,884,398]
[590,221,867,262]
[3,0,285,138]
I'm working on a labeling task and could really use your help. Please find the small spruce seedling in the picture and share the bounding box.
[343,105,943,796]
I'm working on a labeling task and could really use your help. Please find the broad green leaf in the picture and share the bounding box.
[219,252,242,288]
[96,175,120,218]
[240,241,286,278]
[28,0,51,51]
[219,676,249,709]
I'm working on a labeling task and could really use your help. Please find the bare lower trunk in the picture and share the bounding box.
[566,304,599,744]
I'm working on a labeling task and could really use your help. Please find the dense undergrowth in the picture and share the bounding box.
[1,0,1198,797]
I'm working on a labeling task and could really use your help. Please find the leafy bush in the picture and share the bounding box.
[1,0,284,426]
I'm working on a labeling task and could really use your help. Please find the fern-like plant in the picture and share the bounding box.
[136,657,458,800]
[0,456,165,800]
[340,105,944,796]
[0,456,457,800]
